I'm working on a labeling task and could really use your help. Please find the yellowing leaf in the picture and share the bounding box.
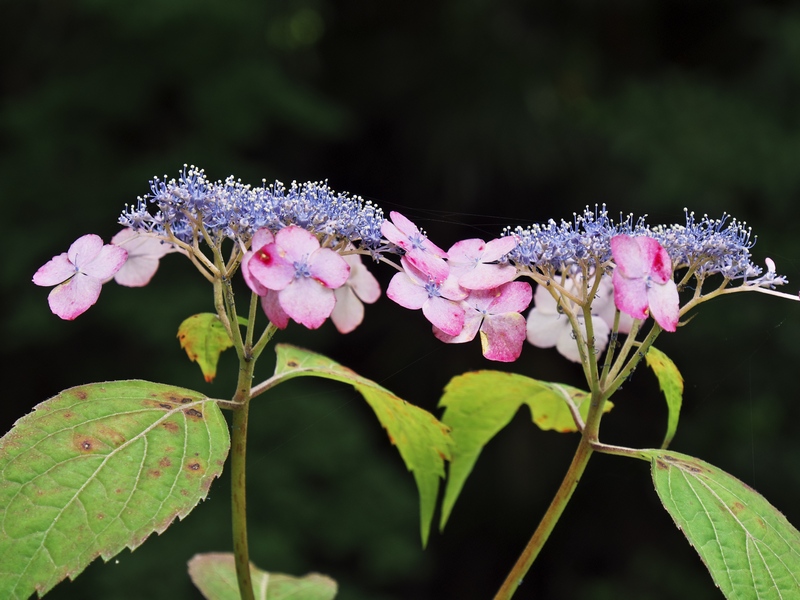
[645,346,684,449]
[188,553,337,600]
[438,370,611,528]
[178,313,234,382]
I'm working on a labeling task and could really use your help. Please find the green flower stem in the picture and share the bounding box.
[493,434,595,600]
[230,399,255,600]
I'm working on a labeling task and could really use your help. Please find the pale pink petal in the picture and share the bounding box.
[67,234,104,268]
[647,280,680,332]
[555,326,583,363]
[279,277,335,329]
[47,274,102,320]
[275,226,321,261]
[447,239,486,263]
[113,256,160,287]
[611,235,647,279]
[480,312,527,362]
[380,219,411,248]
[438,271,468,302]
[554,315,610,363]
[487,281,532,314]
[457,263,518,290]
[111,230,173,287]
[308,247,350,288]
[612,270,649,319]
[79,244,127,280]
[384,212,448,257]
[482,237,517,261]
[532,282,559,315]
[526,308,567,348]
[433,309,482,344]
[261,290,290,329]
[247,242,295,290]
[386,271,429,310]
[422,296,464,336]
[344,255,381,303]
[404,249,449,284]
[111,229,174,259]
[33,253,76,286]
[331,285,365,334]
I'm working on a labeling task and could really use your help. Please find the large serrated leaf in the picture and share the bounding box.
[188,552,337,600]
[438,370,610,528]
[269,344,452,546]
[644,346,683,449]
[642,449,800,599]
[0,380,230,599]
[178,313,234,382]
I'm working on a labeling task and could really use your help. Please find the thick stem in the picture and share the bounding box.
[231,400,255,600]
[493,436,594,600]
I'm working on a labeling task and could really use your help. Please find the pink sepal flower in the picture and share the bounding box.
[447,237,518,290]
[109,228,175,287]
[381,211,449,282]
[243,226,350,329]
[435,281,532,362]
[241,228,275,296]
[33,234,127,320]
[611,235,679,332]
[331,254,381,334]
[387,258,466,335]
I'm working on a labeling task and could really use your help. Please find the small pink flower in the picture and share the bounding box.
[33,234,128,320]
[242,226,350,329]
[331,254,381,334]
[381,211,449,283]
[447,237,518,290]
[386,258,466,335]
[109,228,175,287]
[610,235,679,332]
[435,281,532,362]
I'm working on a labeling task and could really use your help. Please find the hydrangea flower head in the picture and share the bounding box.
[33,234,128,320]
[611,235,680,332]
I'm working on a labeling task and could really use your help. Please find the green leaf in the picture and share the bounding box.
[0,380,230,599]
[269,344,452,546]
[644,346,683,449]
[178,313,234,382]
[188,552,337,600]
[642,449,800,599]
[438,370,610,528]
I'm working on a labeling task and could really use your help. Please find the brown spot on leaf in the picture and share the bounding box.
[159,403,173,410]
[184,408,203,419]
[149,469,161,478]
[161,421,179,433]
[287,360,299,367]
[655,460,668,470]
[63,412,74,420]
[73,433,100,453]
[97,513,105,520]
[187,461,202,472]
[181,397,193,404]
[731,502,745,515]
[75,390,88,400]
[159,457,172,468]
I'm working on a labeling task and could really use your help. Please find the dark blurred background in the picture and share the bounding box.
[3,1,800,598]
